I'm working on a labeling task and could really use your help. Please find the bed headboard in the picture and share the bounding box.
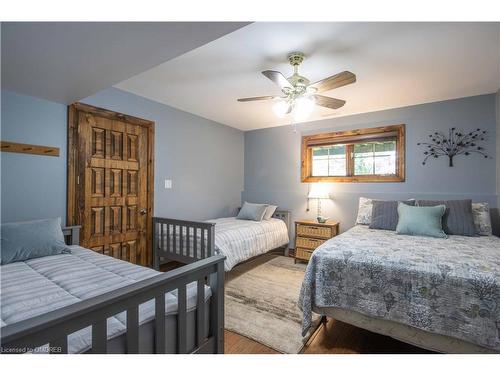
[62,226,81,245]
[273,210,291,231]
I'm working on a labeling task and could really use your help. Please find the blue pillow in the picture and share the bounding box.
[396,203,447,239]
[236,202,268,221]
[1,218,70,265]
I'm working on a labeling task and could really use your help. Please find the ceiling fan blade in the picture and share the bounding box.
[237,95,277,102]
[310,71,356,92]
[313,95,346,110]
[261,70,293,90]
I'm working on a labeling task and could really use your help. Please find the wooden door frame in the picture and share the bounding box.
[67,102,155,266]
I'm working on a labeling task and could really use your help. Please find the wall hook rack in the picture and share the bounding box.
[1,141,60,157]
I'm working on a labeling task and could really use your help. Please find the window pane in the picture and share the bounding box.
[354,143,373,155]
[374,141,396,174]
[354,156,374,175]
[354,140,396,176]
[329,157,346,176]
[312,156,329,176]
[312,145,347,176]
[313,148,328,157]
[374,155,395,174]
[375,141,395,153]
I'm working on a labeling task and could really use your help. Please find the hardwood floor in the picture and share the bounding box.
[225,330,279,354]
[225,318,433,354]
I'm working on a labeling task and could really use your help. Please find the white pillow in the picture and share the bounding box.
[472,202,492,236]
[263,205,278,220]
[356,197,373,225]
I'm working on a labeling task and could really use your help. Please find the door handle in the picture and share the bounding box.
[140,208,147,215]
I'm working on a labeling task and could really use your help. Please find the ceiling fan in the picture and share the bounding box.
[237,52,356,121]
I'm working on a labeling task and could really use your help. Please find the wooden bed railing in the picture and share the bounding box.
[153,217,216,269]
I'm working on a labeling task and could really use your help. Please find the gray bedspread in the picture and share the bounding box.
[299,225,500,350]
[1,246,211,353]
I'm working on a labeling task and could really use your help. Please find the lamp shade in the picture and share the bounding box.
[307,184,331,199]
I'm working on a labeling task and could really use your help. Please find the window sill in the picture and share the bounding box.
[302,175,405,183]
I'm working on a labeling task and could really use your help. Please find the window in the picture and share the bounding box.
[301,124,405,182]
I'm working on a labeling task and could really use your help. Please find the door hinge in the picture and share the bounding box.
[77,176,80,185]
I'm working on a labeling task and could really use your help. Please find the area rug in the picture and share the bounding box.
[225,254,318,353]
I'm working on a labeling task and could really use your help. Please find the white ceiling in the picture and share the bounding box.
[116,22,500,131]
[1,22,249,103]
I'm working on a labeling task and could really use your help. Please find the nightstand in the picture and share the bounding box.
[294,220,339,263]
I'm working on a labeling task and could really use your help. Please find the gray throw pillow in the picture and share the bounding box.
[396,203,447,238]
[236,202,268,221]
[0,218,70,265]
[416,199,476,236]
[369,200,416,231]
[263,205,278,220]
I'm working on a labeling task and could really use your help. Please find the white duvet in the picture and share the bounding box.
[210,217,289,271]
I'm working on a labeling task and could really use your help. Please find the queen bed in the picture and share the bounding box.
[299,224,500,353]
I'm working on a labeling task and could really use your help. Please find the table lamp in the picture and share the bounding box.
[307,184,331,223]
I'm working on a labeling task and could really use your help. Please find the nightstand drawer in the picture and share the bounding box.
[295,247,313,261]
[296,224,333,239]
[296,236,326,250]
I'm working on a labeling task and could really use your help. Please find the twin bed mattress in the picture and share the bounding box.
[299,225,500,352]
[1,246,211,353]
[208,217,289,271]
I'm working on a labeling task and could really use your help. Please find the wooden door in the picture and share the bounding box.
[68,103,154,266]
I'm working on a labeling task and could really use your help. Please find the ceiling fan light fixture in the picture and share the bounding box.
[272,100,290,118]
[293,96,315,122]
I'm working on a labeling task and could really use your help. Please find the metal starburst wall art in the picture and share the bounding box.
[417,128,490,167]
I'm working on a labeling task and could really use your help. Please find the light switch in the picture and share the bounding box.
[164,179,172,189]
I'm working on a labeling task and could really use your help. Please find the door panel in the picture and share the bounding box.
[68,103,154,266]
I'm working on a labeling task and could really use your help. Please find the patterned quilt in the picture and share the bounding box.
[299,225,500,350]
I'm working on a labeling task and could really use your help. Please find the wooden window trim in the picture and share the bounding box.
[301,124,405,183]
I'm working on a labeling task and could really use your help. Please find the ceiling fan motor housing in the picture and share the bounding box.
[286,52,310,94]
[287,52,305,66]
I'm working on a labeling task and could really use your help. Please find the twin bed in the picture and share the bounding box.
[1,225,224,354]
[153,210,291,272]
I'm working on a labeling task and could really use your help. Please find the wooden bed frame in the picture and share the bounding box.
[153,210,291,270]
[1,226,225,354]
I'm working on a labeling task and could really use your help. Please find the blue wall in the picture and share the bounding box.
[1,91,68,223]
[243,94,499,239]
[2,88,497,238]
[1,88,244,223]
